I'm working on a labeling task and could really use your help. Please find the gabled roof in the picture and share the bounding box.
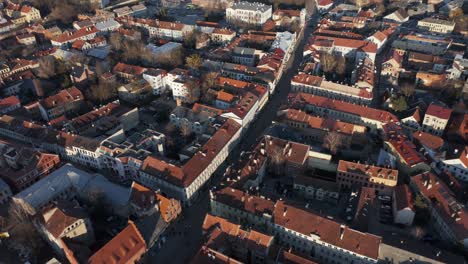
[89,221,146,264]
[412,172,468,241]
[425,103,452,120]
[394,184,414,211]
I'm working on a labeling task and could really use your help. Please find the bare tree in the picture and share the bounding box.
[183,31,198,48]
[186,79,201,102]
[400,82,416,98]
[7,197,35,224]
[320,52,337,74]
[36,56,56,79]
[165,122,177,135]
[323,132,344,155]
[87,80,117,104]
[269,145,285,176]
[335,56,347,76]
[180,122,192,139]
[201,72,219,92]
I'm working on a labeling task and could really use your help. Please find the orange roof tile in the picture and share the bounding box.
[88,221,146,264]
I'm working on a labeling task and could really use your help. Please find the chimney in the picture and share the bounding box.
[340,225,345,240]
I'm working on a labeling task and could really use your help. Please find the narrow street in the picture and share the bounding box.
[148,11,319,264]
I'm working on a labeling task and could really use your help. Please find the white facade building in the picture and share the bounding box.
[226,2,272,26]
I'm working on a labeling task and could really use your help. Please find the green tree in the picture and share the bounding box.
[390,96,408,112]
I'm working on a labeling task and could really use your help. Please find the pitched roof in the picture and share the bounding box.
[273,201,381,259]
[52,26,98,44]
[42,201,88,239]
[0,96,20,111]
[217,91,235,103]
[412,131,444,150]
[41,87,84,109]
[129,181,157,209]
[412,172,468,241]
[88,221,146,264]
[394,184,414,211]
[425,104,452,120]
[291,93,398,123]
[338,160,398,183]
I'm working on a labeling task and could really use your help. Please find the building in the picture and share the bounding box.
[382,123,430,176]
[38,201,95,256]
[337,160,398,195]
[0,178,12,204]
[0,95,20,114]
[51,26,99,47]
[392,184,415,226]
[113,62,147,81]
[293,175,339,204]
[88,221,147,264]
[412,131,445,160]
[14,164,130,211]
[138,119,241,205]
[306,35,377,63]
[278,108,366,146]
[383,9,409,23]
[3,2,41,24]
[417,18,455,34]
[129,181,181,222]
[16,33,36,45]
[401,108,422,131]
[411,172,468,249]
[143,69,168,95]
[118,80,153,103]
[0,145,60,192]
[211,187,382,264]
[226,2,272,26]
[440,147,468,182]
[317,0,333,13]
[422,104,452,137]
[211,28,236,44]
[290,93,399,133]
[392,34,450,56]
[201,214,274,263]
[291,74,372,105]
[232,47,257,66]
[38,87,85,121]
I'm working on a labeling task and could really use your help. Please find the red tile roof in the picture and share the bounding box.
[413,131,444,151]
[214,187,275,216]
[425,104,452,120]
[394,184,413,211]
[291,93,398,123]
[273,201,381,259]
[88,221,146,264]
[182,119,241,186]
[412,172,468,241]
[42,202,88,239]
[283,109,364,136]
[0,96,20,111]
[52,26,98,44]
[273,9,301,17]
[217,91,235,103]
[129,181,157,209]
[113,62,147,76]
[309,35,377,53]
[41,87,84,109]
[141,119,241,188]
[338,160,398,183]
